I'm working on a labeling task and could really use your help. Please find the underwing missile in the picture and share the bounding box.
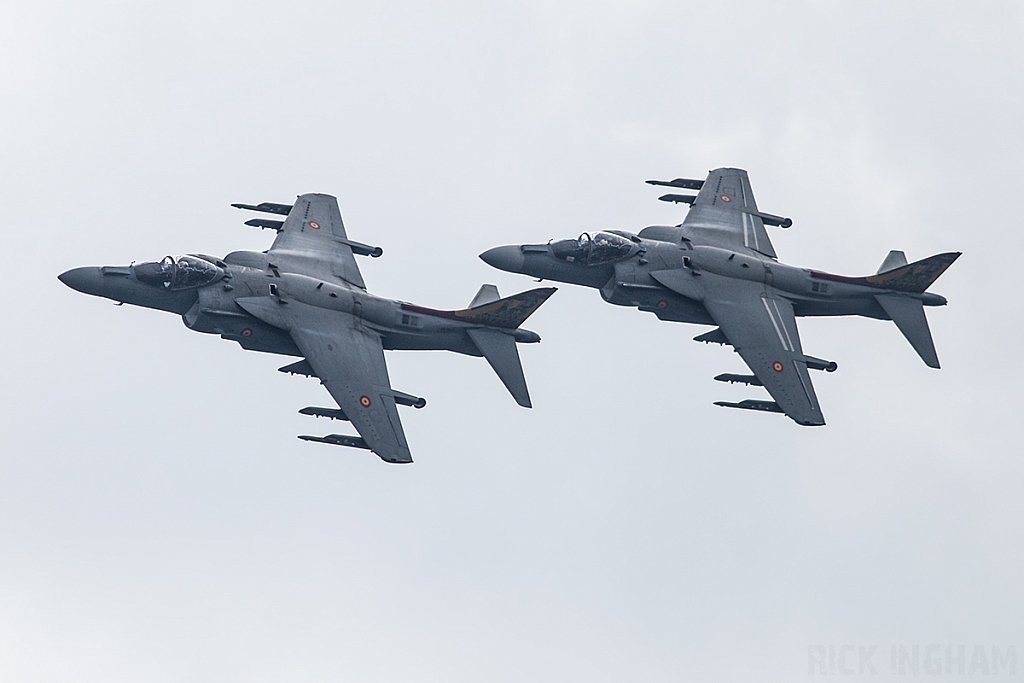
[658,194,697,205]
[300,406,349,421]
[713,399,784,413]
[646,178,705,190]
[231,202,293,215]
[298,434,370,449]
[714,373,763,386]
[244,218,284,231]
[279,359,316,377]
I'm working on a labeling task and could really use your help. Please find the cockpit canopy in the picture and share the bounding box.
[134,255,224,290]
[550,231,635,266]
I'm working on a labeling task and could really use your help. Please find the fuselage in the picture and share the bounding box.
[59,249,533,359]
[480,225,948,326]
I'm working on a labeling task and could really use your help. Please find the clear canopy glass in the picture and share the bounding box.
[550,231,634,265]
[134,255,223,290]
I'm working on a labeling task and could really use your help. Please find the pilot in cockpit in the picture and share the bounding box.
[550,231,635,266]
[134,255,223,290]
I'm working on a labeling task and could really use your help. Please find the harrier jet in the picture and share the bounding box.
[60,193,554,462]
[481,168,959,426]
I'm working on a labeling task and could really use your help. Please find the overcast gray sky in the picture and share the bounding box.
[2,2,1022,681]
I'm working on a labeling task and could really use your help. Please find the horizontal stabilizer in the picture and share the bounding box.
[467,328,532,408]
[647,178,705,190]
[874,294,941,368]
[469,284,501,308]
[714,399,784,414]
[245,218,284,231]
[694,328,730,345]
[864,252,961,293]
[714,373,763,386]
[279,359,316,377]
[232,202,293,215]
[300,406,349,421]
[658,193,697,205]
[298,433,370,450]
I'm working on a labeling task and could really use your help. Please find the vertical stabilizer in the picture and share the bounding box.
[874,294,940,368]
[469,284,501,308]
[877,250,908,274]
[466,328,532,407]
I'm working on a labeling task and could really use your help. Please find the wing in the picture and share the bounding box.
[702,280,825,426]
[269,193,366,289]
[292,311,412,463]
[236,297,412,462]
[681,168,778,258]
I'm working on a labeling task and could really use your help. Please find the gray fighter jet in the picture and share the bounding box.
[60,193,554,462]
[481,167,959,426]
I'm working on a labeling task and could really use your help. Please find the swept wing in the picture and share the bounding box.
[702,280,825,426]
[680,168,779,258]
[269,193,367,289]
[238,298,412,463]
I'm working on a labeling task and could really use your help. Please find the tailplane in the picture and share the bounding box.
[467,328,533,407]
[875,294,941,368]
[461,285,556,408]
[400,286,555,406]
[865,250,960,368]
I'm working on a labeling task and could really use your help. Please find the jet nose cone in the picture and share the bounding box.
[479,245,525,274]
[58,266,104,295]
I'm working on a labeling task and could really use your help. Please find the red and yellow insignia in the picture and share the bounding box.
[359,395,372,407]
[241,328,252,338]
[309,221,321,229]
[772,361,784,372]
[657,300,668,309]
[720,195,732,203]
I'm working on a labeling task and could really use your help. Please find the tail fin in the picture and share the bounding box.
[468,284,501,308]
[452,287,557,329]
[865,252,961,293]
[875,294,941,368]
[876,250,908,274]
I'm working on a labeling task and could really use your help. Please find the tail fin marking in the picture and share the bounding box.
[865,252,960,293]
[455,287,556,329]
[402,287,557,329]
